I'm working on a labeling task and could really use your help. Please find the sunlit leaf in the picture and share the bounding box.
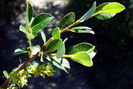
[46,56,70,73]
[40,52,44,62]
[71,51,93,67]
[56,42,65,59]
[46,39,62,52]
[31,45,41,56]
[52,27,61,39]
[59,12,75,30]
[31,13,54,38]
[95,2,125,20]
[40,31,46,43]
[3,70,10,78]
[26,1,34,24]
[70,26,94,34]
[69,42,93,54]
[87,46,97,59]
[19,25,27,33]
[102,2,125,14]
[79,2,96,22]
[95,2,115,20]
[14,48,28,55]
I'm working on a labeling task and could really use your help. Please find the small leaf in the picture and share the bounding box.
[59,12,75,30]
[19,25,27,33]
[70,26,94,34]
[14,48,28,55]
[31,45,41,56]
[19,25,35,39]
[3,71,9,78]
[52,27,61,39]
[61,58,70,73]
[40,31,46,43]
[71,52,93,67]
[69,42,93,54]
[26,1,34,24]
[46,39,62,52]
[80,2,96,22]
[40,52,44,62]
[46,56,70,73]
[26,33,34,39]
[31,13,54,38]
[102,2,125,14]
[87,46,97,59]
[56,41,65,59]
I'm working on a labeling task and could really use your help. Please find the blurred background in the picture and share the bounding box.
[0,0,133,89]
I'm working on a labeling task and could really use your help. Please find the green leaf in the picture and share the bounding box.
[26,1,34,24]
[46,39,62,52]
[19,24,35,39]
[46,56,70,73]
[87,46,97,59]
[19,25,27,33]
[40,52,44,62]
[31,45,41,56]
[56,40,66,59]
[69,42,93,54]
[52,27,61,39]
[40,31,46,43]
[71,52,93,67]
[26,33,34,39]
[59,12,75,30]
[31,13,54,38]
[60,58,70,73]
[80,2,96,22]
[96,13,116,20]
[102,2,125,14]
[70,26,94,34]
[95,2,125,20]
[95,2,115,20]
[3,70,10,78]
[14,48,28,55]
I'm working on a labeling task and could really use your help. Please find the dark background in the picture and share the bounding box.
[0,0,133,89]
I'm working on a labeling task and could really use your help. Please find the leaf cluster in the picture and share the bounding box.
[1,1,125,89]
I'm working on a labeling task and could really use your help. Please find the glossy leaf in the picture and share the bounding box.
[26,1,34,24]
[46,56,70,73]
[52,27,61,39]
[70,26,94,34]
[71,52,93,67]
[19,25,27,33]
[26,33,34,39]
[69,42,93,54]
[102,2,125,14]
[14,48,28,55]
[95,2,125,20]
[46,39,62,52]
[80,2,96,22]
[40,31,46,43]
[56,41,65,59]
[87,46,97,59]
[3,71,9,78]
[31,13,54,38]
[96,13,116,20]
[31,45,41,56]
[59,12,75,30]
[95,2,116,20]
[40,52,44,62]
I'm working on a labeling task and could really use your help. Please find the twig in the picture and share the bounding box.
[0,21,79,89]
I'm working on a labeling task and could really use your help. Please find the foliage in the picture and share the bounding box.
[0,1,125,89]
